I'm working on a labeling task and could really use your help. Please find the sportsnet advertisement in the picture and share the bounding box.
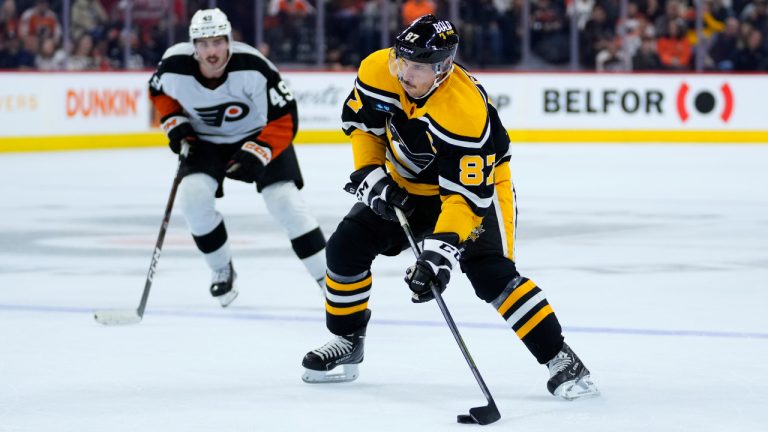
[0,71,766,151]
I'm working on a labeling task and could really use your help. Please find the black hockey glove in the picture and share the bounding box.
[226,141,272,183]
[162,115,198,155]
[405,233,461,303]
[345,166,412,222]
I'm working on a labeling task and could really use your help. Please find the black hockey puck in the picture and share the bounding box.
[457,414,477,424]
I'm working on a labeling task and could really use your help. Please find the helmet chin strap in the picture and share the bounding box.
[399,64,454,100]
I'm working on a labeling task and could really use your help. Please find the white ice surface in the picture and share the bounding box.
[1,144,767,432]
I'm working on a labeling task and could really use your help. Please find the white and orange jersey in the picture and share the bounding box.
[149,41,297,157]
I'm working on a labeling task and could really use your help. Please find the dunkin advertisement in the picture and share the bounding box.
[0,72,150,137]
[1,71,766,146]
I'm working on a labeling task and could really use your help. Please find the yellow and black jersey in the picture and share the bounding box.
[341,48,511,241]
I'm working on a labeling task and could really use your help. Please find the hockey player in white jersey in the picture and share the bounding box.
[148,8,327,307]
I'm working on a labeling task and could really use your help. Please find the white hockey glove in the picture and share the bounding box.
[405,233,461,303]
[344,166,412,222]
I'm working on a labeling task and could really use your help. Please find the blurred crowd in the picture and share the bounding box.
[0,0,766,71]
[0,0,176,70]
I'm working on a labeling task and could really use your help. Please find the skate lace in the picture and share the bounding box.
[548,352,573,375]
[211,265,232,284]
[313,336,353,361]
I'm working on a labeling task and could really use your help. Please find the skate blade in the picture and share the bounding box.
[302,364,359,384]
[216,288,239,308]
[553,375,600,401]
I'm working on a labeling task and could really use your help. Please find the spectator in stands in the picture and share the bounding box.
[740,0,768,47]
[497,0,521,64]
[683,0,726,48]
[600,0,622,23]
[327,0,365,66]
[616,1,649,59]
[632,33,662,70]
[18,0,60,42]
[596,35,628,71]
[736,27,768,70]
[138,26,163,67]
[68,32,96,70]
[272,0,315,62]
[70,0,108,41]
[0,35,17,68]
[19,33,37,67]
[639,0,662,25]
[654,0,685,38]
[707,16,740,70]
[706,0,732,25]
[0,0,18,40]
[580,3,615,68]
[531,0,569,64]
[657,19,692,70]
[401,0,436,26]
[568,0,595,31]
[103,23,124,68]
[269,0,314,16]
[123,29,144,69]
[35,35,65,70]
[358,0,386,59]
[461,0,503,65]
[0,32,33,68]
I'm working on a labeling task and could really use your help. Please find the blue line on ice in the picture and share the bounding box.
[3,303,767,340]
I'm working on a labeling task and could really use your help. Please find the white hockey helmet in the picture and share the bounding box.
[189,8,232,43]
[189,8,233,70]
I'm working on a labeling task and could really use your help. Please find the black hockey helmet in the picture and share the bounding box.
[394,14,459,65]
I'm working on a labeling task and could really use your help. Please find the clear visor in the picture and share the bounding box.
[388,49,449,81]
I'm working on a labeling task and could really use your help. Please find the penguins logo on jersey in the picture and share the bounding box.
[194,102,250,127]
[388,120,435,172]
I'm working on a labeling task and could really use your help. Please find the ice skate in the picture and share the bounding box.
[302,325,367,383]
[546,342,600,400]
[210,261,238,307]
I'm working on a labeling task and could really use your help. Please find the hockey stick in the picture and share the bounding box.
[395,207,501,425]
[94,143,189,326]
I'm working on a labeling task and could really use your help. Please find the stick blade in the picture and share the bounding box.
[94,309,142,326]
[465,403,501,425]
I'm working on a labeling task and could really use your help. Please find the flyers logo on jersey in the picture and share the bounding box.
[194,102,250,127]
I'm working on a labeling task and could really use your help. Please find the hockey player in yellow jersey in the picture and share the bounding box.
[301,15,599,401]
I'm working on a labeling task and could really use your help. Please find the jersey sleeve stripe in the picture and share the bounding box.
[342,121,386,136]
[150,94,183,119]
[355,79,403,110]
[420,115,491,149]
[198,126,263,137]
[254,112,294,156]
[438,176,493,209]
